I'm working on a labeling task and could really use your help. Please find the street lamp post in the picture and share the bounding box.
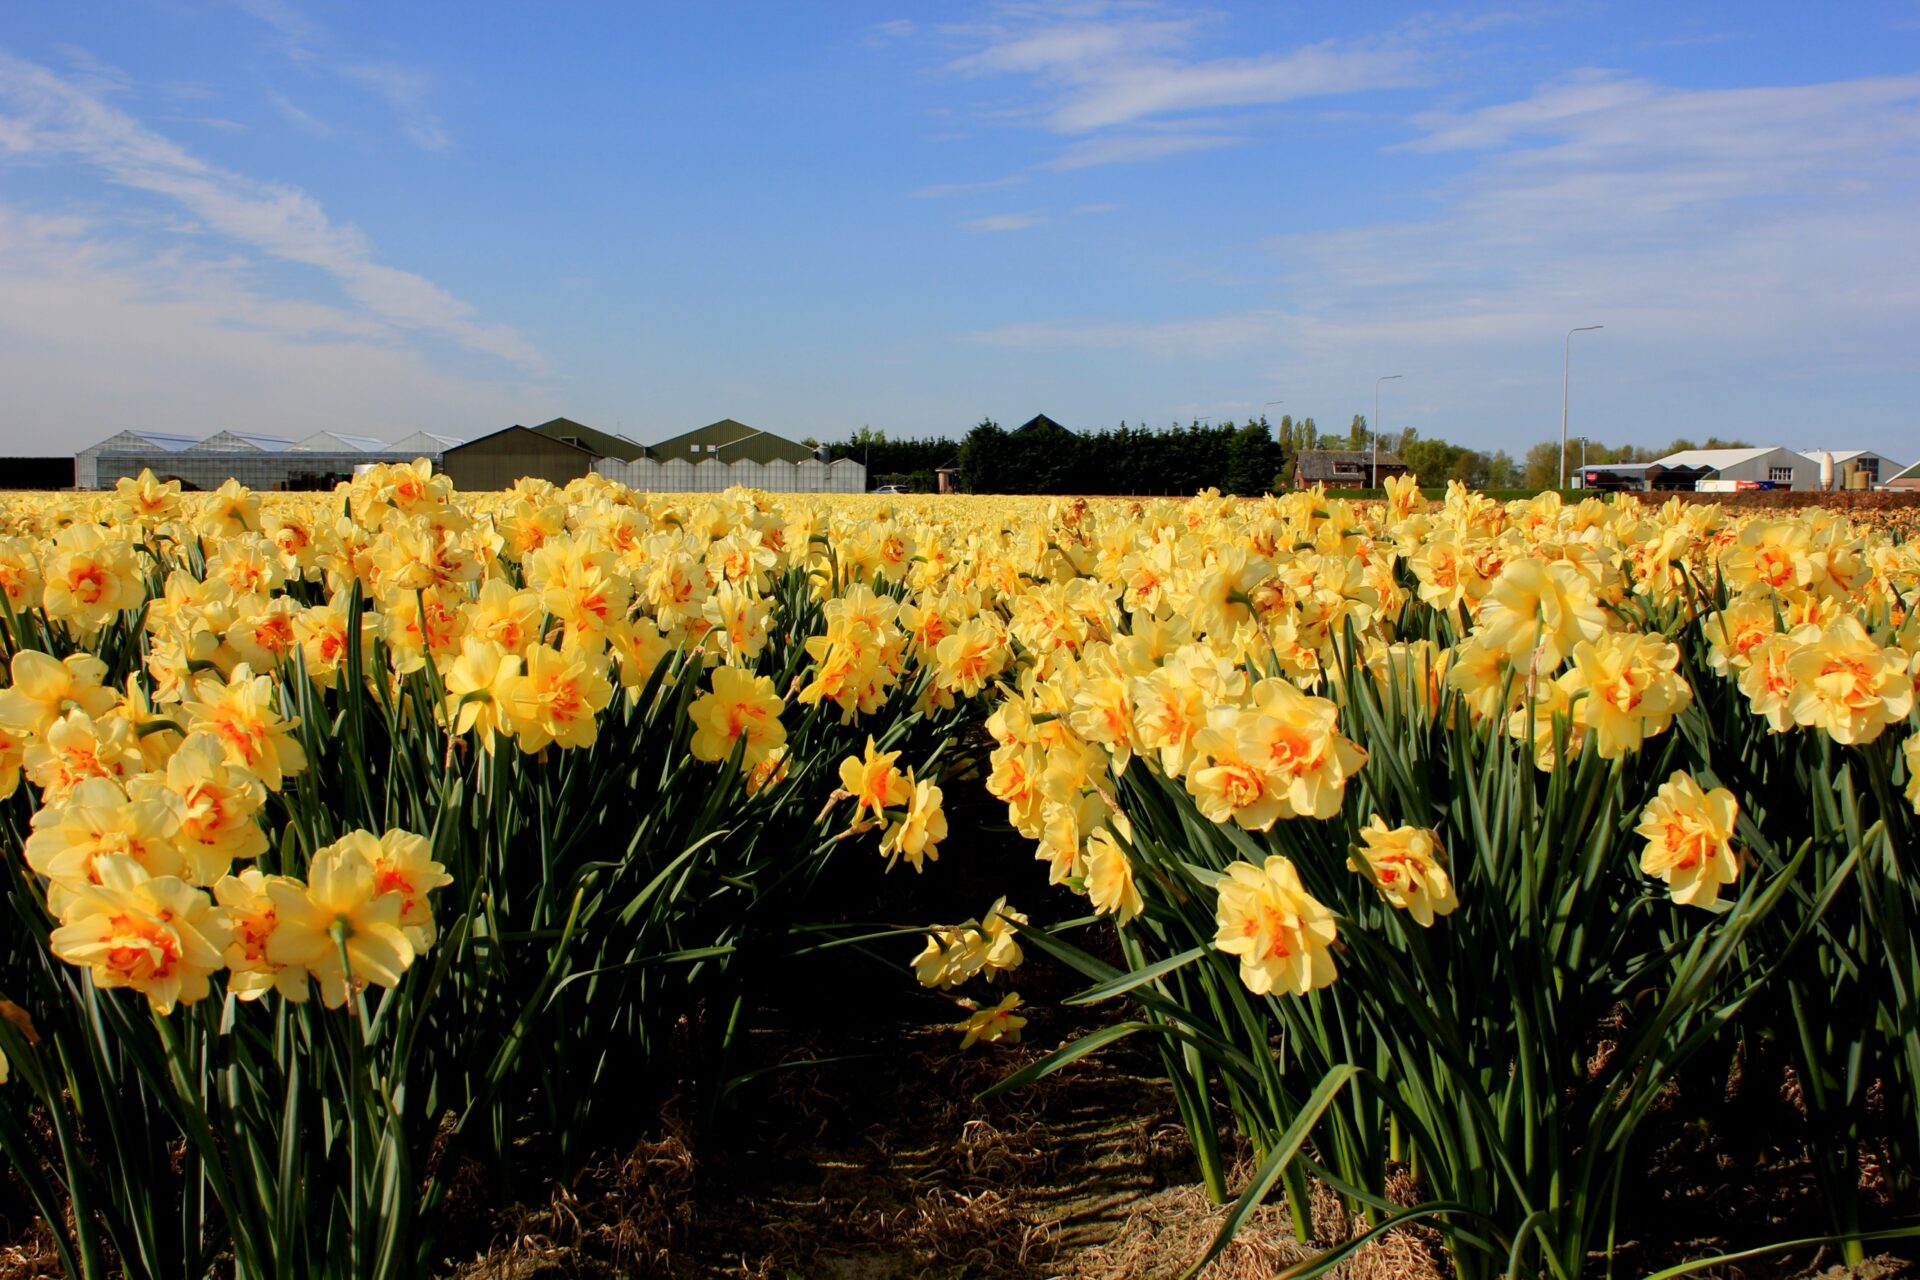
[1374,375,1401,486]
[1561,326,1603,491]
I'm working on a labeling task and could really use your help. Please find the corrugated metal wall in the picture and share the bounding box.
[441,436,592,491]
[592,457,867,492]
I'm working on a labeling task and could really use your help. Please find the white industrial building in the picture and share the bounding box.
[1642,446,1910,493]
[1652,447,1822,491]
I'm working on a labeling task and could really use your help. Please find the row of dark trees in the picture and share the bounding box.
[958,418,1285,496]
[823,419,1754,495]
[831,417,1474,495]
[819,427,956,479]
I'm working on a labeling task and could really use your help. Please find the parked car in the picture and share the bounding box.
[871,484,909,494]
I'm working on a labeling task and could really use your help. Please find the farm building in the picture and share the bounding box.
[1650,447,1822,491]
[1821,450,1906,490]
[440,423,621,491]
[1885,459,1920,492]
[1016,414,1073,436]
[75,428,462,491]
[646,419,816,465]
[1291,449,1409,489]
[445,416,865,492]
[76,431,195,490]
[1577,463,1652,491]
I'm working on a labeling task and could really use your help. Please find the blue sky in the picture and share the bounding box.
[1,1,1917,461]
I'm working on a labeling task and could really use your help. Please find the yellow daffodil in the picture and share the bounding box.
[1784,616,1915,744]
[1904,735,1919,815]
[950,991,1026,1049]
[838,736,911,825]
[1477,558,1606,670]
[22,709,140,804]
[1347,816,1458,925]
[1212,855,1338,997]
[49,855,226,1015]
[1636,771,1741,909]
[356,828,452,950]
[501,643,614,753]
[24,776,189,915]
[688,665,787,770]
[265,837,418,1009]
[443,638,524,753]
[880,772,947,873]
[0,535,45,613]
[41,523,140,634]
[1084,820,1144,925]
[1560,632,1693,759]
[0,650,120,740]
[211,867,307,1002]
[912,901,1025,989]
[181,663,307,791]
[133,731,268,878]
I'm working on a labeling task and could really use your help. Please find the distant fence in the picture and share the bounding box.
[592,457,867,493]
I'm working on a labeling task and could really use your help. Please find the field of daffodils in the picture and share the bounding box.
[0,466,1916,1279]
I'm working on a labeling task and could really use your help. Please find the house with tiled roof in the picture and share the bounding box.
[1291,448,1408,489]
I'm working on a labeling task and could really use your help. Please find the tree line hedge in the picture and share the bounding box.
[829,420,1290,496]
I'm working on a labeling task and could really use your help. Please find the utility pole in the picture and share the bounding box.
[1373,375,1401,486]
[1561,326,1603,490]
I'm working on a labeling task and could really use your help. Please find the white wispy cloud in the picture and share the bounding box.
[266,90,332,138]
[948,8,1417,134]
[962,210,1047,232]
[969,311,1285,357]
[961,69,1920,452]
[910,174,1028,198]
[235,0,450,150]
[0,206,539,451]
[230,0,320,59]
[339,62,449,152]
[950,16,1197,81]
[1317,70,1920,337]
[1045,41,1418,133]
[0,51,539,367]
[1045,131,1237,169]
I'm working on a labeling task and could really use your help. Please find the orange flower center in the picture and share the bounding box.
[70,564,107,604]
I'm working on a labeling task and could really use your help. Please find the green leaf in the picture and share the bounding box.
[1179,1064,1361,1280]
[1063,946,1208,1005]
